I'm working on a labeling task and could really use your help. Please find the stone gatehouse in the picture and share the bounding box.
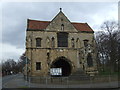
[25,9,98,77]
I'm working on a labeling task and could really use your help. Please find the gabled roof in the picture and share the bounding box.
[72,22,94,32]
[28,19,50,30]
[27,19,94,32]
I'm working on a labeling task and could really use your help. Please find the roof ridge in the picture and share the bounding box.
[71,22,87,24]
[28,19,88,24]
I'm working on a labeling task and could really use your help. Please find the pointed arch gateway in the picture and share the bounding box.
[50,56,72,77]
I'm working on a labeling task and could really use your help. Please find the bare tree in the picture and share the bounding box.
[17,53,26,72]
[2,59,18,76]
[95,21,119,73]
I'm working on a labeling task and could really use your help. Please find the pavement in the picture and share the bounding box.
[2,73,120,88]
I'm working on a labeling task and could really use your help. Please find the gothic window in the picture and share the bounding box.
[51,37,55,48]
[87,53,93,67]
[71,38,75,48]
[61,24,64,31]
[83,39,89,47]
[36,38,42,47]
[36,62,41,70]
[57,32,68,47]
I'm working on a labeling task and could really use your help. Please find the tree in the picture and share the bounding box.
[2,59,18,76]
[95,21,119,73]
[17,53,26,72]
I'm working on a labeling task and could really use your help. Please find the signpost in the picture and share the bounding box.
[23,56,30,81]
[50,68,62,76]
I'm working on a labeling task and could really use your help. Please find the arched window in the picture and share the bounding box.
[61,24,64,31]
[51,37,55,48]
[87,53,93,67]
[83,39,89,47]
[71,38,75,48]
[36,38,42,47]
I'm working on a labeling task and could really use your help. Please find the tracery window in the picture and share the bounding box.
[57,32,68,47]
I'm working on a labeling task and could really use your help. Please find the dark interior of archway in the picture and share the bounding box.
[51,59,71,77]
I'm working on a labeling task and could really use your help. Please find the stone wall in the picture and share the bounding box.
[25,30,97,76]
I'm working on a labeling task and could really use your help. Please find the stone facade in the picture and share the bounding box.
[25,9,98,77]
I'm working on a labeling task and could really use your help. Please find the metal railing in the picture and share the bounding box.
[23,75,119,88]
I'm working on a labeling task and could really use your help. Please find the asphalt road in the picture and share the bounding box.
[2,73,26,88]
[2,74,20,84]
[2,73,120,88]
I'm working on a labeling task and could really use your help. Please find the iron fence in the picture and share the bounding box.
[24,75,119,88]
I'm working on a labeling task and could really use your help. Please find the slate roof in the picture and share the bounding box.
[27,19,94,32]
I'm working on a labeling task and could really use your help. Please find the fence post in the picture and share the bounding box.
[90,76,93,88]
[28,76,30,88]
[46,77,47,85]
[109,74,111,87]
[67,77,68,85]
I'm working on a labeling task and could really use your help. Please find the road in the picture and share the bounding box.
[2,73,26,88]
[2,74,20,84]
[2,73,120,88]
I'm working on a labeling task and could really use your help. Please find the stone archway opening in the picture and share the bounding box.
[51,57,72,77]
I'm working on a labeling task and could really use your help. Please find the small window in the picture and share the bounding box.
[71,38,75,48]
[83,39,89,47]
[61,24,64,31]
[51,37,55,48]
[36,38,42,47]
[36,62,41,70]
[47,52,50,59]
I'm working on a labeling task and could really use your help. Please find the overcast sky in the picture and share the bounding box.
[1,2,118,62]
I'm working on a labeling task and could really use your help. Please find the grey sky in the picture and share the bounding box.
[1,2,118,62]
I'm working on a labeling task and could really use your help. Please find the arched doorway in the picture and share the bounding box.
[50,56,72,77]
